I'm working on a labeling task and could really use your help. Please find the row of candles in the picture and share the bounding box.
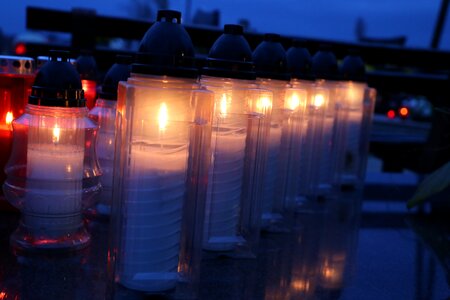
[0,9,376,297]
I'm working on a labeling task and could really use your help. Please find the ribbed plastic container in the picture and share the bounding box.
[199,24,271,257]
[110,10,214,297]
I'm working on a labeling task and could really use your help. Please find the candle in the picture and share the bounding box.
[25,125,84,217]
[203,127,246,251]
[118,101,189,292]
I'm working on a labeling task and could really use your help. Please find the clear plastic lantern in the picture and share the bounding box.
[339,54,375,190]
[252,34,307,230]
[200,24,271,256]
[305,48,347,203]
[88,55,131,218]
[3,51,101,251]
[111,10,213,295]
[0,56,35,201]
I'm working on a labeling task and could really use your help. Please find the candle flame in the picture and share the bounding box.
[220,93,228,116]
[158,102,168,132]
[5,111,13,125]
[291,279,310,292]
[287,93,300,110]
[313,94,325,107]
[52,125,60,144]
[257,96,272,113]
[66,164,72,173]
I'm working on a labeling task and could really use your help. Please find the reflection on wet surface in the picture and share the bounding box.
[0,189,449,299]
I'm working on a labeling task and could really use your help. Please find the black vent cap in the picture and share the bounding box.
[132,10,198,78]
[29,50,85,107]
[201,24,255,80]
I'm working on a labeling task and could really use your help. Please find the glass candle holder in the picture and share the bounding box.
[0,56,35,202]
[3,51,101,251]
[111,10,213,296]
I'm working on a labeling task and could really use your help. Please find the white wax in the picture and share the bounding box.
[25,143,84,216]
[119,143,187,292]
[203,129,246,251]
[261,125,283,223]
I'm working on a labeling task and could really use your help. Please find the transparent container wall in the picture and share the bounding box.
[257,79,286,229]
[357,88,376,183]
[3,105,99,250]
[200,76,271,256]
[0,73,35,199]
[88,98,117,217]
[339,82,367,187]
[275,87,308,214]
[112,75,213,296]
[298,87,329,200]
[310,81,346,199]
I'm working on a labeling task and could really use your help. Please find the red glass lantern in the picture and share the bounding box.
[0,56,35,203]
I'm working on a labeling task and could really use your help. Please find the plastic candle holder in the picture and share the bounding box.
[3,50,101,252]
[111,10,213,297]
[200,24,271,257]
[87,55,131,218]
[253,33,310,231]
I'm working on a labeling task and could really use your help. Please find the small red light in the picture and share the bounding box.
[387,110,396,119]
[399,107,409,117]
[15,43,26,55]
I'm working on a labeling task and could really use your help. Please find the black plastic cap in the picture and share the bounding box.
[252,33,290,81]
[29,50,85,107]
[202,24,255,80]
[132,10,198,78]
[312,48,339,81]
[286,39,314,81]
[75,52,98,81]
[340,52,366,82]
[99,55,132,101]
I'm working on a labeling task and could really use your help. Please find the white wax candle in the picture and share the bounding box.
[203,128,246,251]
[261,125,283,224]
[26,143,84,216]
[119,143,187,292]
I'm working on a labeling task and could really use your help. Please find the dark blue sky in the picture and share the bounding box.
[2,0,449,49]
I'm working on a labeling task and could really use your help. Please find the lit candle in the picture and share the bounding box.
[119,103,188,291]
[203,93,247,251]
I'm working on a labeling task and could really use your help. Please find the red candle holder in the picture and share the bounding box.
[0,56,35,203]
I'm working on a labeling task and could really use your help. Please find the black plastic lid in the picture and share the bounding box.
[201,24,256,80]
[340,50,366,82]
[131,10,198,78]
[28,50,85,107]
[75,51,98,81]
[252,33,290,81]
[286,39,314,81]
[311,45,340,81]
[99,55,132,101]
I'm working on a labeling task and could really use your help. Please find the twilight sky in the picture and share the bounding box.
[1,0,449,49]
